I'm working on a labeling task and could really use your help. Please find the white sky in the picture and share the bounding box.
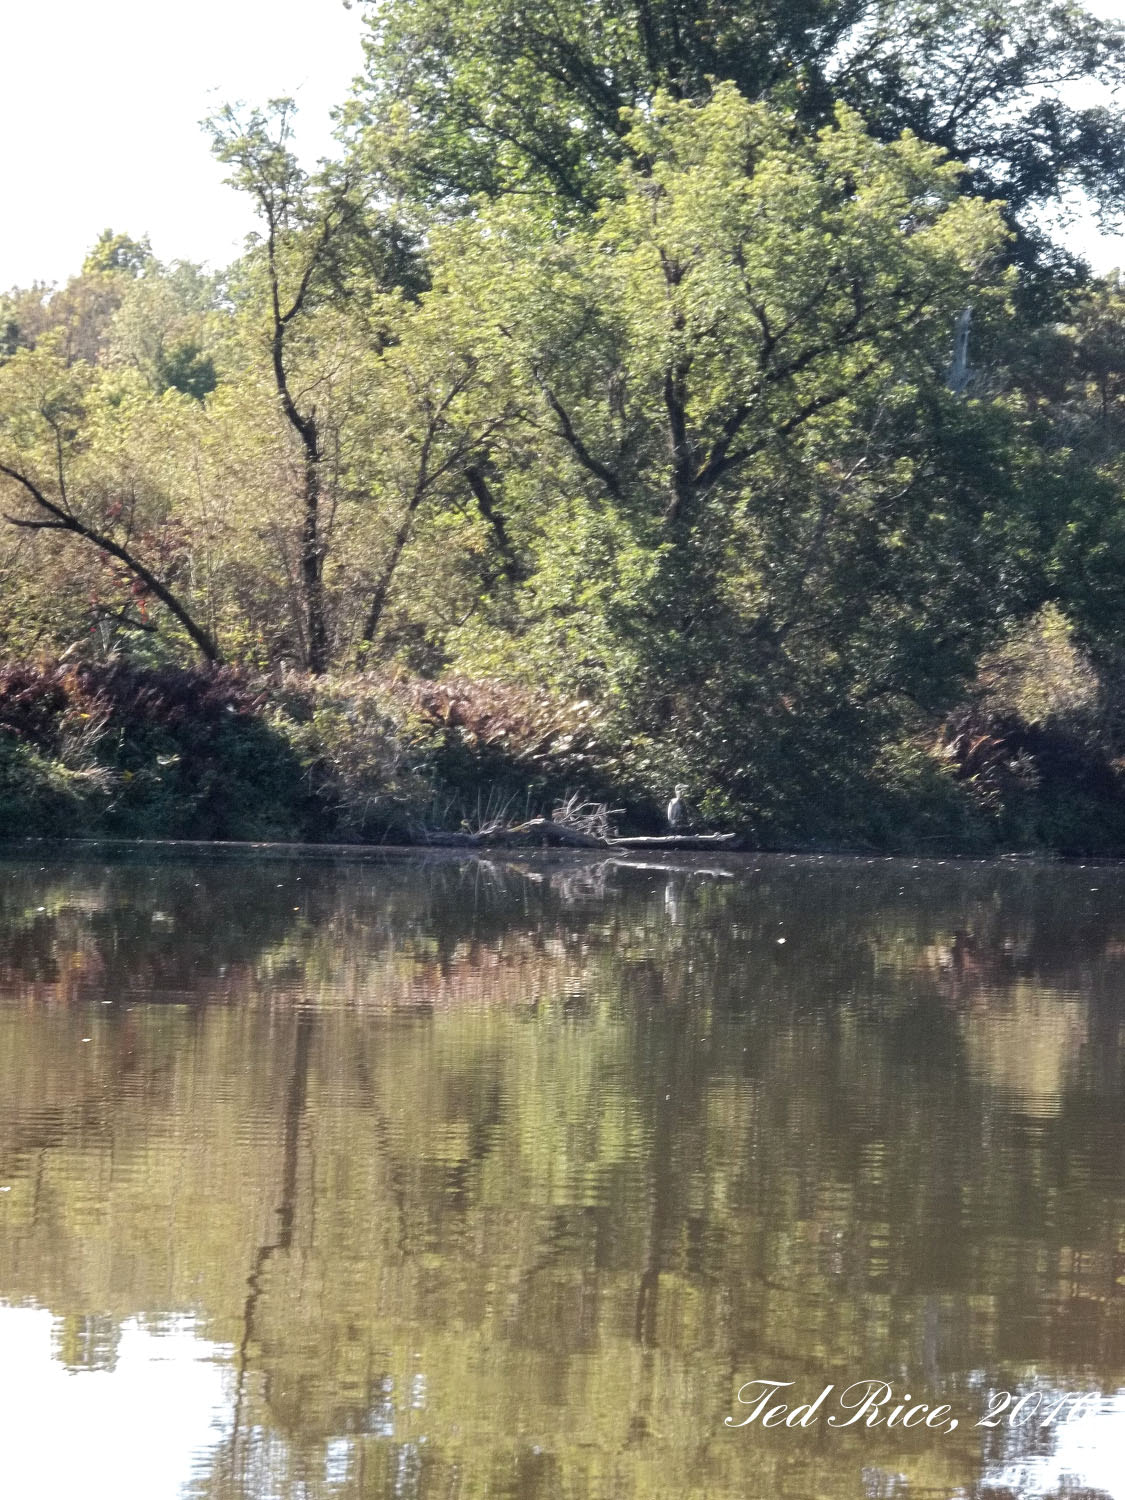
[1,0,367,289]
[1,0,1125,289]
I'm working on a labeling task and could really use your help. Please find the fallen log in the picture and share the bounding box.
[607,833,742,850]
[416,825,742,851]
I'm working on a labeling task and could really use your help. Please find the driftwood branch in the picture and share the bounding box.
[419,820,744,851]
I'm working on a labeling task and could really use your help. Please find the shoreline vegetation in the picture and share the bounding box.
[8,2,1125,854]
[3,655,1125,856]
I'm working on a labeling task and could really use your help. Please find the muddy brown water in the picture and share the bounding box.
[0,848,1123,1499]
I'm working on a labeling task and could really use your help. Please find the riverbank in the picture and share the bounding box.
[3,661,1125,855]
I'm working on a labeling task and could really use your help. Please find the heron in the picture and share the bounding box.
[666,784,689,831]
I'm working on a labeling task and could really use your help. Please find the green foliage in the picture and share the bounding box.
[350,0,1125,277]
[413,87,1029,833]
[82,230,154,278]
[154,339,216,400]
[0,735,104,837]
[392,674,624,813]
[977,604,1101,731]
[5,9,1125,848]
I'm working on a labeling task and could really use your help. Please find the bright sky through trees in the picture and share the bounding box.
[0,0,1123,285]
[1,0,365,288]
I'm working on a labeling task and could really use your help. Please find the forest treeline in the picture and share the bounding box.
[7,0,1125,849]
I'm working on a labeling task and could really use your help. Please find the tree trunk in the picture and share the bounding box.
[300,440,329,675]
[271,272,330,674]
[464,464,524,581]
[360,492,423,646]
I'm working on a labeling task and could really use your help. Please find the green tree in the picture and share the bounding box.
[421,87,1029,826]
[81,229,154,278]
[207,100,357,673]
[0,346,222,661]
[350,0,1125,278]
[107,259,220,400]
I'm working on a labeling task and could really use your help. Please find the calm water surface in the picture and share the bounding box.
[1,849,1125,1500]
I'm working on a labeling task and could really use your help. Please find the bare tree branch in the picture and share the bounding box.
[0,464,222,663]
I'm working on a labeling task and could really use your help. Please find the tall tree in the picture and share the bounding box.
[208,101,358,675]
[350,0,1125,278]
[420,87,1068,823]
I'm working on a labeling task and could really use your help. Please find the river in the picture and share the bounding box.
[0,848,1122,1499]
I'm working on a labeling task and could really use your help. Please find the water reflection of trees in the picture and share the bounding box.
[2,854,1125,1497]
